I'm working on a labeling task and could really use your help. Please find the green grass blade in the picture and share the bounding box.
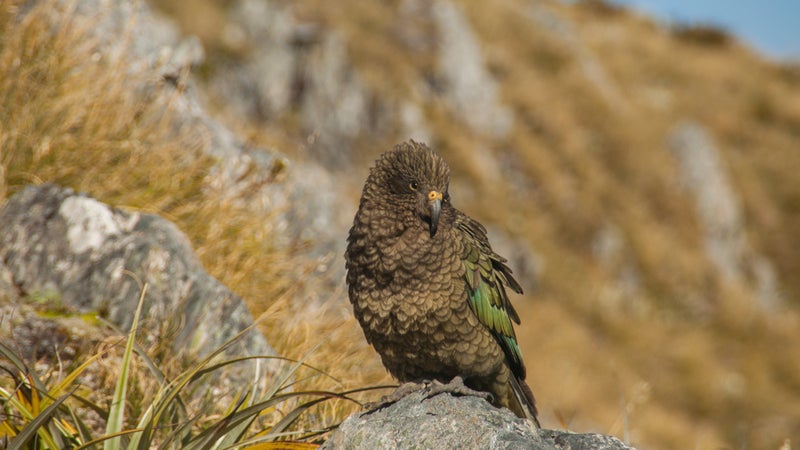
[136,320,281,450]
[207,415,256,450]
[105,283,148,450]
[261,394,340,441]
[198,364,263,450]
[187,389,353,450]
[184,347,319,450]
[47,349,107,402]
[8,388,75,450]
[68,404,97,446]
[0,386,34,421]
[0,342,49,393]
[125,402,153,450]
[127,348,189,449]
[262,343,320,403]
[96,316,168,385]
[154,408,205,450]
[205,385,385,450]
[70,392,111,421]
[76,428,146,450]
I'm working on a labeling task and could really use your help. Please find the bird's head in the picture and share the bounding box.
[364,141,451,238]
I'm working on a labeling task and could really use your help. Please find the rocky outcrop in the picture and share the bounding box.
[432,0,513,138]
[210,0,374,169]
[668,121,781,310]
[591,222,644,314]
[300,32,372,168]
[217,0,299,121]
[669,122,745,281]
[0,299,107,364]
[0,184,277,373]
[207,0,519,158]
[33,0,352,304]
[321,390,634,450]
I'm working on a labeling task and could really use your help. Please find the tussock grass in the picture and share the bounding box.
[0,0,209,213]
[254,293,394,428]
[0,286,368,448]
[0,0,385,443]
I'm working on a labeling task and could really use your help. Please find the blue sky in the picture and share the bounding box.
[607,0,800,61]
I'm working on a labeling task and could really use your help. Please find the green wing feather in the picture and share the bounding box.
[456,214,526,378]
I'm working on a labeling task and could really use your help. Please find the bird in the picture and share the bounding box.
[345,140,539,426]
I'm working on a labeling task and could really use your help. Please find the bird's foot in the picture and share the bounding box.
[362,377,493,413]
[422,376,494,403]
[363,381,427,412]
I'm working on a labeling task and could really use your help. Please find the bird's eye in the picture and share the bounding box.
[409,181,419,191]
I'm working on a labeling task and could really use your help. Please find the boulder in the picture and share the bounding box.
[321,390,634,450]
[0,184,277,374]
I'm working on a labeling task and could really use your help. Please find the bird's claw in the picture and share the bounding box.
[363,381,426,412]
[422,376,494,403]
[363,377,493,414]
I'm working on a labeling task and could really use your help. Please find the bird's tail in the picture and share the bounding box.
[508,375,541,428]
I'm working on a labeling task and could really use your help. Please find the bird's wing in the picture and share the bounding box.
[455,214,526,378]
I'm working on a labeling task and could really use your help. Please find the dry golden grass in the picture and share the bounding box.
[0,0,209,214]
[5,0,800,448]
[0,0,387,434]
[0,0,217,428]
[254,293,393,429]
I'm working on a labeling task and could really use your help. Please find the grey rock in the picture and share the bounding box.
[301,32,371,167]
[399,100,434,144]
[0,300,106,364]
[433,0,513,138]
[396,0,437,53]
[0,184,277,371]
[26,0,351,306]
[751,255,780,311]
[0,255,14,299]
[187,0,361,298]
[591,223,644,314]
[321,390,634,450]
[222,0,299,119]
[46,0,202,80]
[210,0,379,168]
[539,429,635,450]
[668,121,781,310]
[668,122,745,281]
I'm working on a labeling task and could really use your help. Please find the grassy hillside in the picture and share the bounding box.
[3,0,800,448]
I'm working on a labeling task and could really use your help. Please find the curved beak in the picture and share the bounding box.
[427,190,443,237]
